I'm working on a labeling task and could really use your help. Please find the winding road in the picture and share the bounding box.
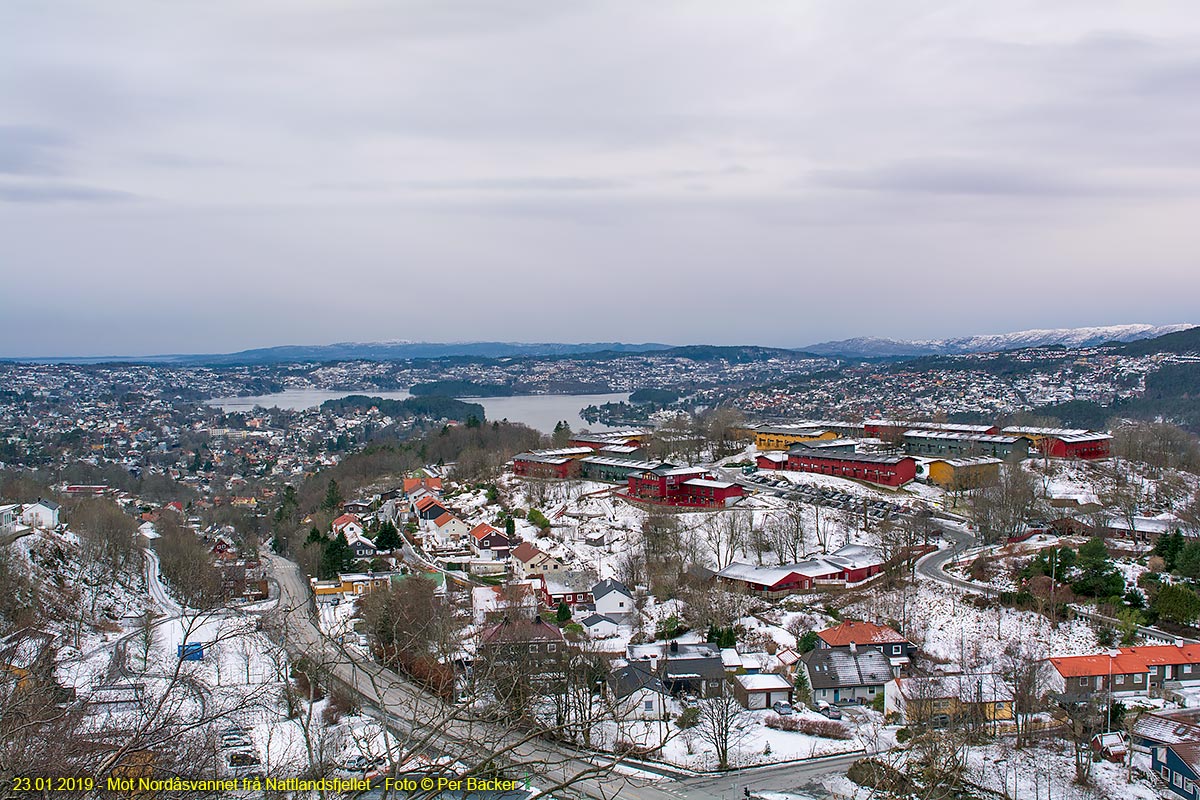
[266,553,858,800]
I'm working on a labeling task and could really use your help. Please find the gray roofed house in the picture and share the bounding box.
[627,641,727,698]
[592,578,635,620]
[580,613,620,638]
[608,663,672,720]
[802,647,893,706]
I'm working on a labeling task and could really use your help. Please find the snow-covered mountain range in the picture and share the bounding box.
[804,323,1196,359]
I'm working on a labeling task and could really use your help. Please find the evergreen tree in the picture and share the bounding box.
[1154,583,1200,625]
[504,516,516,537]
[321,479,343,512]
[1176,541,1200,580]
[794,668,811,705]
[556,601,571,623]
[1072,537,1124,598]
[1155,531,1186,572]
[375,520,402,551]
[321,532,354,579]
[306,526,324,546]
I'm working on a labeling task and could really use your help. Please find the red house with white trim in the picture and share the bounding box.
[786,448,916,488]
[627,466,744,508]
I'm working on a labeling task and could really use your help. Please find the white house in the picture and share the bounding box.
[580,613,620,639]
[470,582,540,627]
[609,664,671,720]
[430,512,471,546]
[593,579,635,620]
[511,541,565,579]
[20,499,60,530]
[0,505,18,534]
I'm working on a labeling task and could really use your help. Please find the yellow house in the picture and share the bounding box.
[754,426,840,452]
[310,572,395,597]
[886,674,1014,724]
[926,457,1002,490]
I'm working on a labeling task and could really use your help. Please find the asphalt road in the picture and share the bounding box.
[913,523,1198,645]
[265,554,859,800]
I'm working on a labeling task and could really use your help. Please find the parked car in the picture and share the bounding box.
[815,701,842,720]
[771,701,795,716]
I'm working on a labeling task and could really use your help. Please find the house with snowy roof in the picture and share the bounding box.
[344,530,377,560]
[20,499,60,529]
[469,523,515,560]
[802,647,893,705]
[510,541,564,579]
[608,663,671,720]
[593,579,635,621]
[732,673,793,710]
[331,513,363,538]
[430,512,471,546]
[626,641,727,698]
[470,581,540,626]
[884,673,1013,724]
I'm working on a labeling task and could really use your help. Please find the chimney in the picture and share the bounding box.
[1176,639,1185,648]
[670,640,678,654]
[849,641,858,654]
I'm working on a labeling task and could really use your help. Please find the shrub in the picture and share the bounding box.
[765,714,800,731]
[895,727,911,744]
[796,717,852,739]
[675,707,700,729]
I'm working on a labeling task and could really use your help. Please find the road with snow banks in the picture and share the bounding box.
[915,523,1199,645]
[265,553,854,800]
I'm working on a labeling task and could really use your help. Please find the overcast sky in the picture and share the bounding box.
[2,1,1198,357]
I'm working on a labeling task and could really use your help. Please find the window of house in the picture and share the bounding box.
[1151,666,1159,674]
[869,686,876,694]
[547,643,557,652]
[893,645,901,655]
[1162,765,1170,780]
[1115,674,1124,685]
[821,689,828,697]
[1135,674,1143,683]
[529,645,537,653]
[1187,665,1194,674]
[1175,772,1184,788]
[644,700,654,712]
[1079,677,1088,686]
[1186,779,1195,794]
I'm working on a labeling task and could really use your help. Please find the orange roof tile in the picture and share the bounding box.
[818,620,908,647]
[404,478,443,493]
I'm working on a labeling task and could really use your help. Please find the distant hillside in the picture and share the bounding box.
[184,341,674,365]
[656,345,818,362]
[9,341,675,365]
[805,323,1195,358]
[1117,325,1200,356]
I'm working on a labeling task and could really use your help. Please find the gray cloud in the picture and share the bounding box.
[0,125,66,175]
[1,1,1199,356]
[810,159,1117,197]
[0,182,136,203]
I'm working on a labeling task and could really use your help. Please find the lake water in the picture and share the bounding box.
[206,389,630,434]
[207,389,413,411]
